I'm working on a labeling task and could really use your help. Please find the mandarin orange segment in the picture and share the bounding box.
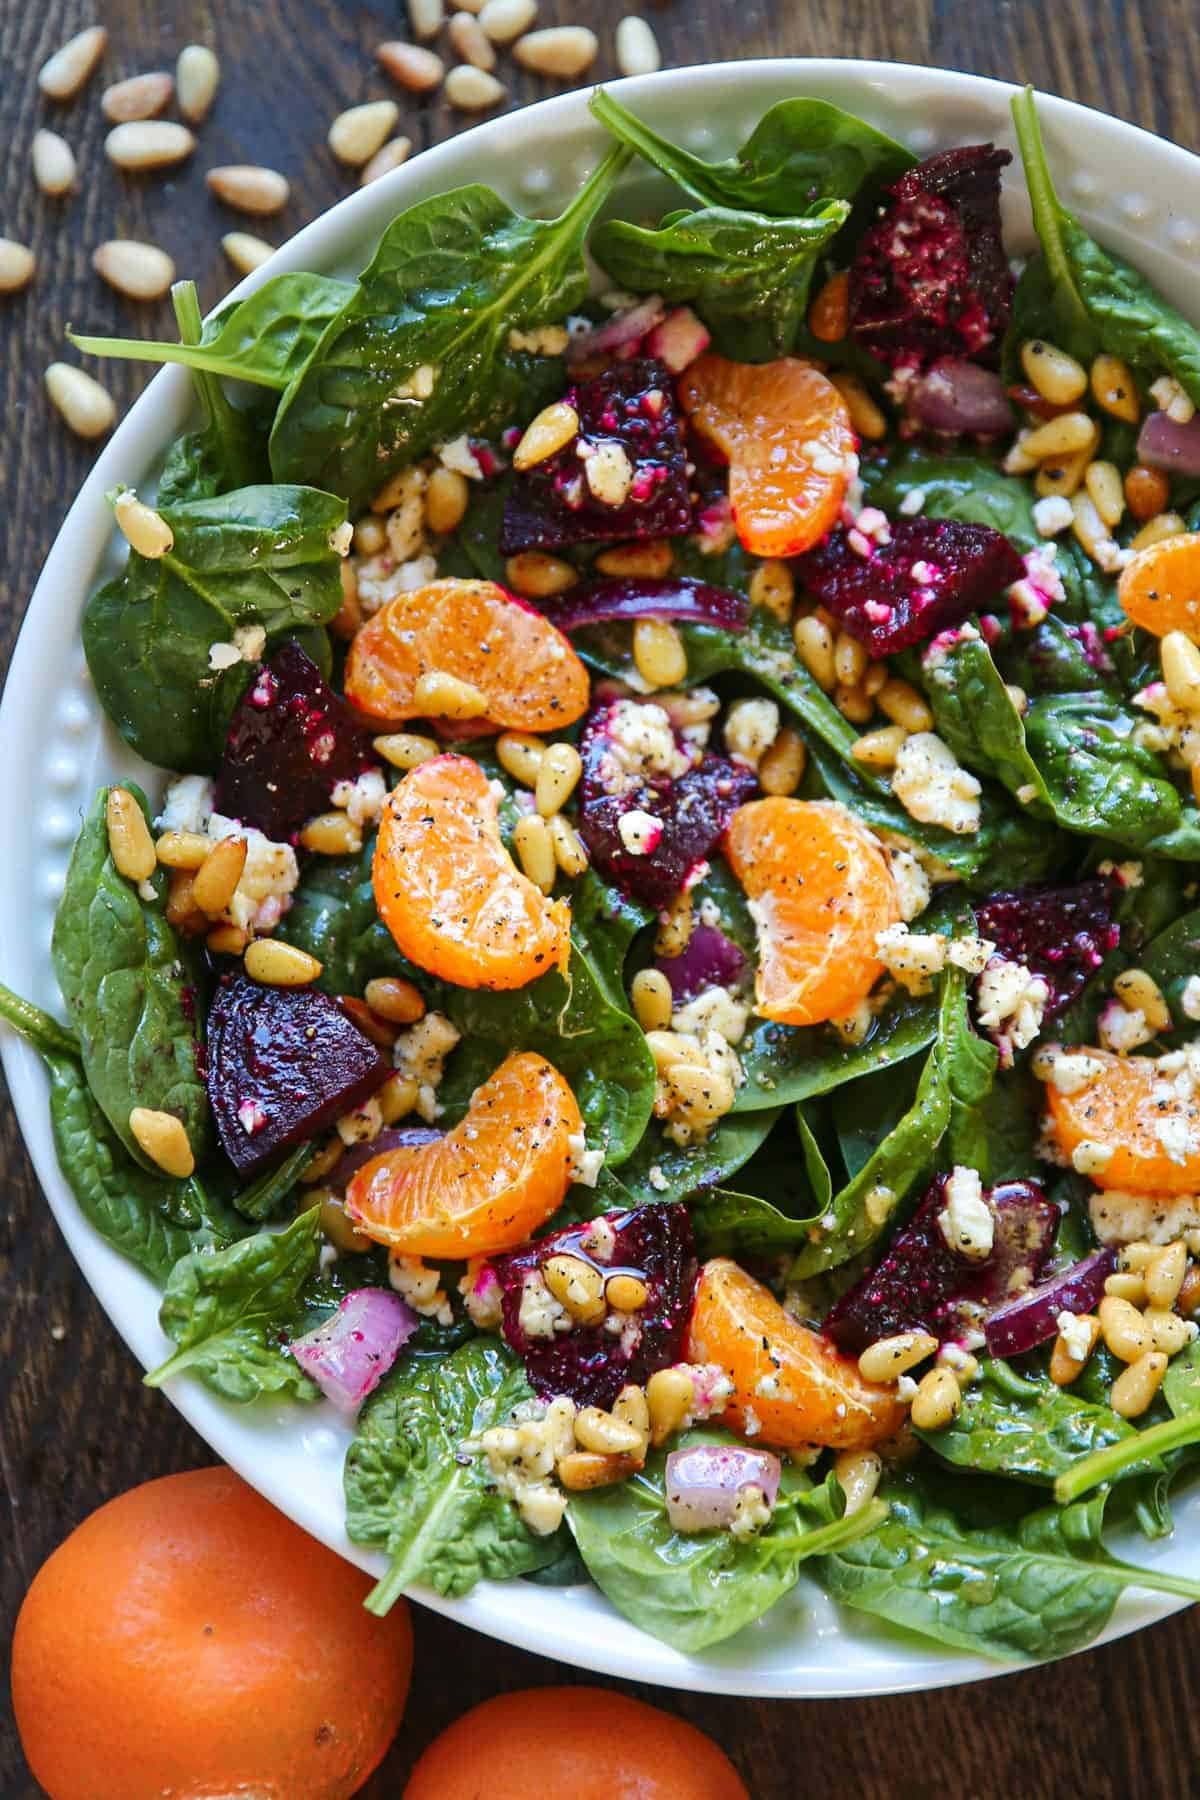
[686,1258,906,1451]
[373,754,570,990]
[344,577,590,730]
[1044,1046,1200,1196]
[678,353,856,557]
[345,1049,583,1257]
[725,797,899,1027]
[1118,532,1200,637]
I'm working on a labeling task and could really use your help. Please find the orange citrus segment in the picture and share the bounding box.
[725,797,899,1026]
[344,577,590,730]
[686,1258,906,1451]
[1118,532,1200,636]
[345,1050,583,1257]
[1045,1046,1200,1195]
[677,353,855,556]
[373,754,570,990]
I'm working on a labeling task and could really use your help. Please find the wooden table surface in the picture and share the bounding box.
[4,2,1200,1793]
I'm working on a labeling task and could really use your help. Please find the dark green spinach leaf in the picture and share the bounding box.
[917,1358,1149,1485]
[157,281,266,503]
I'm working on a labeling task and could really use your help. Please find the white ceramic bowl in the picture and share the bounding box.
[4,58,1200,1698]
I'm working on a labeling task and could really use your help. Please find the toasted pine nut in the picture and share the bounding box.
[1105,1270,1147,1304]
[1161,631,1200,711]
[1111,1350,1167,1418]
[1113,967,1172,1033]
[613,1383,651,1442]
[875,677,933,733]
[444,64,506,109]
[830,371,887,440]
[155,830,211,871]
[425,466,470,534]
[206,165,290,215]
[495,730,546,786]
[32,131,77,198]
[646,1366,694,1446]
[544,1253,606,1322]
[631,967,672,1032]
[615,14,661,75]
[373,731,438,770]
[758,726,807,796]
[408,0,446,36]
[101,71,172,122]
[339,995,397,1050]
[353,515,387,556]
[478,0,538,39]
[105,120,195,170]
[666,1062,735,1125]
[376,41,446,90]
[45,363,115,439]
[513,401,579,470]
[1178,1265,1200,1318]
[378,1072,420,1124]
[575,1406,645,1456]
[513,815,556,892]
[206,923,249,957]
[106,788,156,881]
[862,661,888,697]
[858,1330,938,1384]
[165,871,204,934]
[130,1107,194,1178]
[548,813,588,878]
[809,270,850,342]
[1145,1241,1188,1310]
[1020,339,1088,406]
[114,491,173,558]
[632,619,687,689]
[836,682,874,725]
[1084,459,1124,528]
[337,1094,384,1145]
[513,25,598,75]
[1098,1293,1151,1363]
[222,232,274,276]
[910,1365,962,1430]
[1091,352,1140,423]
[365,976,427,1025]
[449,10,496,67]
[792,614,837,690]
[1021,410,1100,461]
[834,629,869,687]
[93,240,175,301]
[412,670,488,719]
[39,26,107,100]
[319,1195,374,1253]
[328,100,400,167]
[300,812,363,856]
[1035,445,1092,499]
[595,541,674,578]
[834,1448,882,1514]
[505,551,577,598]
[1125,464,1170,522]
[192,835,247,915]
[176,45,220,122]
[0,239,35,293]
[1117,1241,1159,1272]
[1071,491,1117,565]
[1049,1315,1102,1385]
[557,1450,640,1490]
[244,938,322,987]
[748,559,794,621]
[1130,511,1187,552]
[360,137,413,186]
[655,890,692,956]
[1144,1308,1193,1356]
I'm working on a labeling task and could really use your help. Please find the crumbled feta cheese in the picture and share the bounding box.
[579,1217,617,1263]
[436,434,485,480]
[891,731,982,834]
[946,935,995,977]
[1031,1048,1107,1095]
[1056,1310,1094,1363]
[605,699,691,787]
[647,1163,670,1192]
[389,1253,454,1326]
[207,640,241,672]
[1151,374,1196,424]
[518,1270,567,1340]
[233,623,267,662]
[337,1096,384,1145]
[897,1374,919,1402]
[874,922,948,994]
[898,486,926,516]
[1183,976,1200,1022]
[206,812,300,933]
[671,984,750,1047]
[458,1259,503,1330]
[888,846,932,922]
[1071,1138,1115,1176]
[741,1404,762,1438]
[697,895,723,930]
[156,774,215,835]
[392,363,437,401]
[582,439,634,508]
[508,323,570,356]
[723,697,780,767]
[1156,1115,1197,1165]
[1098,997,1157,1054]
[975,956,1050,1055]
[566,1131,605,1187]
[328,520,354,557]
[137,878,157,903]
[938,1166,994,1261]
[393,1010,461,1122]
[1089,1190,1200,1248]
[331,767,388,828]
[729,1484,773,1539]
[617,808,662,856]
[1032,494,1075,537]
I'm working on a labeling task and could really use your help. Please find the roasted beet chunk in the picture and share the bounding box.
[973,878,1121,1024]
[824,1175,1058,1352]
[214,639,376,840]
[491,1203,698,1409]
[792,517,1025,656]
[207,973,390,1175]
[848,145,1014,370]
[499,358,694,555]
[576,698,756,909]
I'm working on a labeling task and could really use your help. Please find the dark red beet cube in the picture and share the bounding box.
[973,877,1121,1024]
[576,699,757,910]
[848,145,1014,370]
[214,639,376,840]
[791,517,1025,656]
[491,1203,698,1409]
[824,1175,1058,1352]
[499,358,694,555]
[207,973,391,1175]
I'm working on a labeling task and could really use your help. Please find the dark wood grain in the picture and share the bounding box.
[3,3,1200,1795]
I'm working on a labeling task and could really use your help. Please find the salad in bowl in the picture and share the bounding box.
[6,79,1200,1670]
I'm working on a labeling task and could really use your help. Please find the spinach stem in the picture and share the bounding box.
[0,981,79,1059]
[66,326,288,388]
[1055,1411,1200,1504]
[987,1359,1044,1402]
[764,1496,889,1559]
[1009,86,1088,328]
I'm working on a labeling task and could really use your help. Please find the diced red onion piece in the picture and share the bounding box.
[288,1288,418,1412]
[983,1246,1116,1359]
[569,295,665,359]
[547,576,749,635]
[664,1443,782,1533]
[655,925,747,1004]
[326,1124,442,1196]
[1135,409,1200,476]
[908,357,1015,435]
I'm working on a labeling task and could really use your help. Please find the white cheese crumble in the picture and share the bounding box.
[617,808,662,856]
[671,984,751,1047]
[156,774,215,835]
[393,1011,461,1122]
[891,731,982,834]
[518,1270,568,1340]
[388,1253,454,1326]
[888,846,932,922]
[1089,1190,1200,1249]
[566,1131,605,1187]
[975,956,1050,1054]
[1183,976,1200,1022]
[436,434,485,480]
[938,1166,994,1261]
[898,486,926,516]
[1056,1310,1094,1363]
[1150,374,1196,424]
[606,699,691,785]
[1098,998,1156,1054]
[1031,1048,1107,1095]
[723,697,780,768]
[207,640,242,672]
[1032,494,1075,536]
[1071,1138,1115,1176]
[331,767,388,828]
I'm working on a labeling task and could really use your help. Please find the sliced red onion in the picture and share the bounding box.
[288,1288,418,1412]
[665,1443,782,1533]
[327,1125,442,1196]
[655,924,747,1004]
[909,357,1014,435]
[1136,409,1200,476]
[983,1246,1116,1359]
[569,295,665,359]
[548,577,749,635]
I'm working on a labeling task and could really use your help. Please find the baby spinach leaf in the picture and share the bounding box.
[345,1338,556,1614]
[1138,905,1200,1027]
[1164,1339,1200,1419]
[82,483,347,772]
[1010,88,1200,405]
[737,988,939,1112]
[156,282,267,504]
[51,787,209,1169]
[279,833,418,997]
[589,89,914,216]
[1023,691,1200,856]
[230,1143,315,1223]
[69,271,354,390]
[616,1107,783,1207]
[687,1184,816,1256]
[999,614,1121,701]
[923,631,1051,810]
[568,869,652,1009]
[567,1427,888,1652]
[591,200,849,361]
[270,149,629,510]
[916,1359,1149,1485]
[817,1470,1200,1661]
[862,447,1039,549]
[1055,1408,1200,1504]
[833,1056,923,1180]
[145,1207,322,1401]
